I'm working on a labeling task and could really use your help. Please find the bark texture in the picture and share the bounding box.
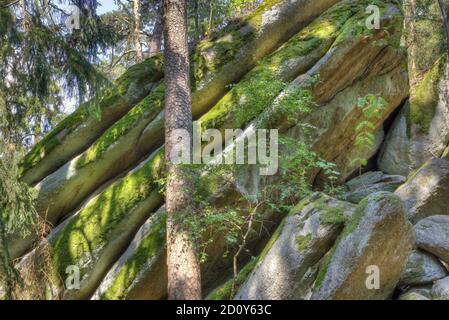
[163,0,201,300]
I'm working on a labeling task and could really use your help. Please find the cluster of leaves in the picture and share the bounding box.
[352,94,387,170]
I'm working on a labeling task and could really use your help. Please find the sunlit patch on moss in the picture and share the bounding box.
[198,2,360,132]
[19,55,165,176]
[408,56,446,135]
[52,149,165,278]
[76,83,166,168]
[100,212,166,300]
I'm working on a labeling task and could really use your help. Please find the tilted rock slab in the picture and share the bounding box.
[20,0,340,186]
[415,215,449,265]
[399,250,448,286]
[395,158,449,223]
[91,208,167,300]
[235,193,355,300]
[312,192,414,300]
[11,0,342,261]
[32,0,351,231]
[378,0,449,176]
[345,171,405,204]
[431,276,449,300]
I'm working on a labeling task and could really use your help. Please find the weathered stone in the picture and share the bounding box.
[415,215,449,265]
[19,56,165,185]
[92,208,167,300]
[235,193,355,300]
[346,172,385,191]
[398,292,430,300]
[399,250,448,286]
[312,192,414,300]
[378,0,449,176]
[431,276,449,300]
[345,172,405,204]
[395,158,449,223]
[31,0,351,231]
[399,285,433,300]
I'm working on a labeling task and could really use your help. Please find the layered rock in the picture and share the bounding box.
[378,0,449,176]
[344,171,405,204]
[415,215,449,265]
[312,192,414,300]
[399,250,448,286]
[32,0,353,230]
[395,158,449,223]
[10,0,342,260]
[235,193,355,300]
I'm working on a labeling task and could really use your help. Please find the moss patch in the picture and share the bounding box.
[296,234,312,251]
[51,149,165,278]
[76,83,166,168]
[199,2,361,131]
[206,256,259,300]
[100,211,166,300]
[408,56,446,135]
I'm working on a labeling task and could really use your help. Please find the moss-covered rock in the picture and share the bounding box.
[20,0,341,188]
[21,149,166,299]
[344,171,405,204]
[29,0,351,237]
[92,208,167,300]
[16,1,347,262]
[235,193,355,300]
[20,56,165,185]
[378,0,449,176]
[395,158,449,223]
[312,192,414,300]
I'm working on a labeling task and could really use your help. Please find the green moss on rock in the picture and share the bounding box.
[296,234,313,251]
[206,257,259,300]
[199,2,359,131]
[100,212,166,300]
[20,55,165,176]
[51,149,165,278]
[408,56,446,134]
[76,83,166,168]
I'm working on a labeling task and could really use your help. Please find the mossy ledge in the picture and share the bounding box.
[407,55,447,135]
[49,149,165,299]
[20,55,165,185]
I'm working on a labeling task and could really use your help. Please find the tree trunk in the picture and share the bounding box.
[438,0,449,55]
[134,0,143,62]
[148,3,164,57]
[163,0,201,300]
[0,216,14,300]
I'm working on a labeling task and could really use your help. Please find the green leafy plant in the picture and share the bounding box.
[352,94,387,173]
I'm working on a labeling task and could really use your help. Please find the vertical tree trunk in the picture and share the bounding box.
[134,0,143,62]
[0,216,14,300]
[148,3,164,57]
[438,0,449,55]
[193,0,201,40]
[163,0,202,300]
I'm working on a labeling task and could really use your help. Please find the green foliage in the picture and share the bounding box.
[352,94,387,170]
[0,1,114,146]
[0,139,37,299]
